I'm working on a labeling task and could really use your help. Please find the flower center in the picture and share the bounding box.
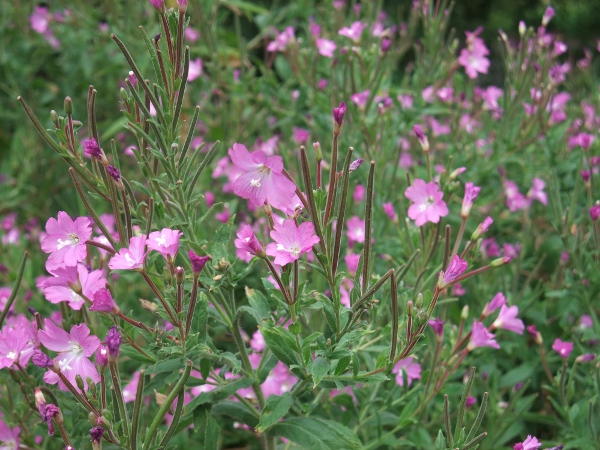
[56,233,80,250]
[250,179,262,187]
[125,253,134,264]
[6,351,17,361]
[289,243,301,257]
[156,234,167,247]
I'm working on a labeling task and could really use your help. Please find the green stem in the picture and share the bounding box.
[110,362,130,441]
[0,252,27,328]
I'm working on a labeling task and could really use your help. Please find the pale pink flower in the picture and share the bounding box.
[346,216,365,245]
[383,203,397,221]
[405,179,449,226]
[40,264,106,311]
[250,330,265,352]
[0,323,36,369]
[526,178,547,206]
[350,90,370,109]
[39,320,101,391]
[0,288,12,311]
[265,219,320,265]
[513,435,542,450]
[504,180,530,212]
[397,94,413,109]
[30,6,51,33]
[467,320,500,350]
[568,132,595,149]
[492,305,524,334]
[316,38,337,57]
[292,127,310,144]
[41,212,92,270]
[0,420,19,450]
[184,27,200,42]
[345,253,360,276]
[234,224,264,262]
[353,185,365,203]
[228,143,296,211]
[392,357,421,387]
[481,86,503,110]
[436,87,454,103]
[122,371,141,403]
[108,235,148,271]
[421,86,435,103]
[338,21,367,43]
[267,27,295,52]
[260,361,297,397]
[187,58,203,82]
[340,278,353,308]
[458,28,490,79]
[552,339,573,359]
[147,228,183,260]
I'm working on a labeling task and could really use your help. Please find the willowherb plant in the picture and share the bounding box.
[0,0,598,449]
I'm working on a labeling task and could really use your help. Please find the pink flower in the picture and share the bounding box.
[482,292,506,317]
[228,143,296,212]
[345,253,360,276]
[338,21,367,43]
[90,288,119,314]
[590,205,600,222]
[265,219,320,265]
[346,216,365,245]
[405,179,449,226]
[467,320,500,350]
[481,86,503,110]
[184,27,200,42]
[397,94,413,109]
[439,255,468,288]
[350,90,370,109]
[513,435,542,450]
[383,203,397,221]
[187,58,203,82]
[552,338,573,359]
[461,182,481,217]
[122,371,141,403]
[41,212,92,271]
[39,320,101,391]
[353,185,365,203]
[472,216,493,240]
[316,38,337,57]
[526,178,547,206]
[436,87,454,103]
[428,317,445,336]
[234,224,265,262]
[504,180,530,212]
[267,27,295,52]
[40,264,106,311]
[568,132,595,150]
[0,420,19,450]
[30,6,51,33]
[458,28,490,79]
[250,330,265,352]
[147,228,183,260]
[292,127,310,144]
[216,205,230,223]
[392,357,421,387]
[492,305,524,334]
[0,322,36,369]
[108,235,148,271]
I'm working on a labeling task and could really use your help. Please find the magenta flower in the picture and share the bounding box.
[383,203,397,221]
[228,143,296,211]
[439,255,468,288]
[267,27,295,52]
[39,320,101,391]
[492,305,524,334]
[265,219,320,265]
[316,38,336,58]
[187,58,203,82]
[526,178,547,206]
[392,357,421,387]
[147,228,183,260]
[481,292,506,317]
[405,179,448,227]
[30,6,51,33]
[504,180,530,212]
[250,330,265,352]
[0,420,19,450]
[350,90,370,109]
[428,317,445,337]
[353,185,365,203]
[513,435,542,450]
[552,338,573,359]
[458,28,490,79]
[471,216,493,240]
[41,212,92,270]
[461,182,481,217]
[292,127,310,145]
[234,224,265,261]
[108,235,148,271]
[344,253,360,276]
[467,320,500,351]
[590,205,600,222]
[338,21,367,43]
[122,371,141,403]
[40,264,106,311]
[90,288,119,314]
[481,86,503,111]
[346,216,365,245]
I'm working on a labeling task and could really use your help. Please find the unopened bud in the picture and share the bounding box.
[50,110,59,125]
[415,293,423,309]
[413,124,429,153]
[313,142,323,163]
[96,416,112,430]
[461,305,469,320]
[490,256,511,267]
[75,374,85,391]
[120,88,128,102]
[87,378,97,396]
[333,101,346,134]
[518,21,526,37]
[64,97,73,116]
[349,158,364,172]
[175,266,184,284]
[406,300,414,317]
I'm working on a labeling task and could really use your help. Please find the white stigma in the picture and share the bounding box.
[125,253,134,264]
[250,179,262,187]
[156,234,167,247]
[6,351,17,361]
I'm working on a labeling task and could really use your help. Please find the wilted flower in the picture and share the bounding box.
[467,321,500,350]
[438,255,468,289]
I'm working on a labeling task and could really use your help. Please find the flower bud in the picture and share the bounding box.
[471,216,493,241]
[590,204,600,222]
[90,426,104,449]
[575,353,595,363]
[106,326,121,362]
[349,158,364,172]
[313,142,323,163]
[381,38,391,53]
[406,300,414,317]
[415,293,423,309]
[175,266,185,284]
[490,256,511,267]
[50,110,59,125]
[413,124,429,153]
[333,101,346,134]
[120,88,128,102]
[128,71,137,87]
[64,97,73,116]
[461,305,469,320]
[33,350,55,368]
[76,374,85,391]
[188,250,211,276]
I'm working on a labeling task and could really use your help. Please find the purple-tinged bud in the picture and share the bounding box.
[41,403,62,436]
[575,353,595,363]
[95,345,109,372]
[333,101,346,133]
[33,350,55,368]
[313,141,323,162]
[428,317,444,337]
[149,0,164,10]
[83,138,103,160]
[349,158,364,172]
[90,288,120,315]
[106,326,121,362]
[154,33,161,44]
[437,255,468,289]
[188,250,211,276]
[413,124,429,153]
[106,165,121,182]
[518,21,526,36]
[381,38,391,52]
[471,216,493,241]
[513,382,524,392]
[128,71,137,87]
[490,256,511,267]
[527,324,543,344]
[590,204,600,222]
[175,266,184,284]
[461,182,481,218]
[580,170,591,182]
[542,6,555,27]
[177,0,188,12]
[532,62,540,73]
[90,426,104,446]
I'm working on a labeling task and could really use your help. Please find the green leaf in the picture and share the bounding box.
[119,345,157,364]
[311,357,330,387]
[188,377,256,411]
[260,326,300,367]
[193,406,220,449]
[271,417,362,450]
[211,400,259,428]
[147,358,185,374]
[434,430,446,450]
[210,215,235,263]
[333,355,352,376]
[245,286,272,322]
[191,292,208,344]
[256,393,294,432]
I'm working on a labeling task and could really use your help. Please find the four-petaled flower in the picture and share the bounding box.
[265,219,320,265]
[552,338,573,359]
[41,212,92,271]
[108,235,148,271]
[405,179,449,227]
[392,357,422,387]
[492,304,524,334]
